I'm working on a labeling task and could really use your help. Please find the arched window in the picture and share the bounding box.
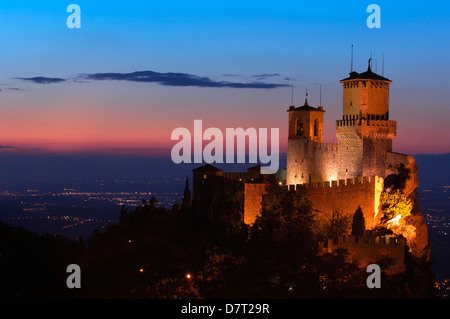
[296,118,303,136]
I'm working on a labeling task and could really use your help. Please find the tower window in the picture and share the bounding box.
[314,119,319,137]
[296,118,303,136]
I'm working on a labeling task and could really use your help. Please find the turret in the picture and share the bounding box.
[287,96,324,142]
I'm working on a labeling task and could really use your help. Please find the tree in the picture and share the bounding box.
[244,185,318,297]
[328,210,352,238]
[380,189,413,223]
[351,206,366,237]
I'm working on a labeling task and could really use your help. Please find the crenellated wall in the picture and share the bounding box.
[294,176,383,229]
[245,176,384,229]
[318,235,406,275]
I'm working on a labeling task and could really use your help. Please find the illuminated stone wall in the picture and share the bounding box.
[244,183,268,225]
[244,176,384,229]
[294,175,383,229]
[318,235,406,275]
[286,138,338,186]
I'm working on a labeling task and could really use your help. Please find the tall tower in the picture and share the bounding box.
[336,59,397,179]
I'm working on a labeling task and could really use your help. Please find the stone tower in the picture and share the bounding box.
[286,96,338,186]
[287,95,324,143]
[336,59,397,180]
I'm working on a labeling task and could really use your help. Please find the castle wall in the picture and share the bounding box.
[244,183,268,225]
[193,172,242,217]
[286,138,338,186]
[300,176,384,229]
[336,120,397,180]
[318,235,406,275]
[362,138,390,178]
[336,134,363,180]
[244,176,384,229]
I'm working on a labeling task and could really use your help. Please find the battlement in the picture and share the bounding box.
[291,137,339,151]
[288,175,384,229]
[336,119,397,141]
[336,119,397,127]
[318,235,405,250]
[318,235,406,275]
[291,175,383,191]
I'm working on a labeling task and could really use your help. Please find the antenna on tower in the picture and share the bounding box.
[370,50,373,68]
[305,87,308,105]
[319,84,322,106]
[291,83,294,106]
[350,44,354,72]
[382,53,385,76]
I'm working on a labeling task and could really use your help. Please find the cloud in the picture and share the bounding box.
[16,77,66,84]
[79,70,289,89]
[0,145,18,150]
[251,73,281,78]
[14,70,290,89]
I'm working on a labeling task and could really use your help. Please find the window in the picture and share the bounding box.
[314,119,319,137]
[296,118,303,136]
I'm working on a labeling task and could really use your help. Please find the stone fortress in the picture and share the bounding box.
[191,60,430,275]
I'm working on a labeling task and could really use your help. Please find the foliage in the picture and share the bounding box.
[0,222,81,298]
[385,163,410,191]
[313,209,352,241]
[1,182,436,299]
[380,189,413,223]
[351,206,366,237]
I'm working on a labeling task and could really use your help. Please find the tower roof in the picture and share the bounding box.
[340,60,392,83]
[288,99,324,112]
[192,163,222,173]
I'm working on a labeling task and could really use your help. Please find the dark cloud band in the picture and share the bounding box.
[16,77,66,84]
[16,71,289,89]
[81,70,288,89]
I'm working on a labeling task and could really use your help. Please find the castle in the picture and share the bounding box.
[191,60,424,274]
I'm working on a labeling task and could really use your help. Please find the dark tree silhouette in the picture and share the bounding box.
[351,206,366,237]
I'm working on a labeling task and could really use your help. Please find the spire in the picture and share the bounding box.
[304,88,309,105]
[181,175,192,211]
[367,58,372,72]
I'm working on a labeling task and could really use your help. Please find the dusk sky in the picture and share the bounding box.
[0,0,449,159]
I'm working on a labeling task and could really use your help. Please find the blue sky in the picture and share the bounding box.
[0,0,449,155]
